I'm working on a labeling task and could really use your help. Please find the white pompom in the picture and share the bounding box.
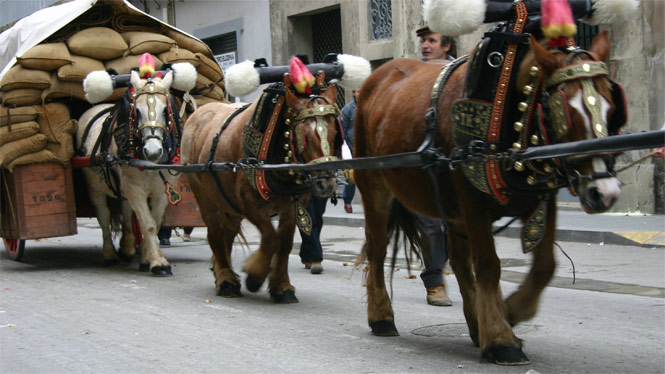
[83,70,113,104]
[225,60,260,97]
[424,0,486,37]
[171,62,197,92]
[583,0,639,25]
[336,54,371,90]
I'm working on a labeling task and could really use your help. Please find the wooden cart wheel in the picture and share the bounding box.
[3,238,25,261]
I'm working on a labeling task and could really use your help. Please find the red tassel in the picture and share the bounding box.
[541,0,577,46]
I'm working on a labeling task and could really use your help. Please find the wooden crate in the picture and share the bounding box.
[1,163,77,239]
[162,174,205,227]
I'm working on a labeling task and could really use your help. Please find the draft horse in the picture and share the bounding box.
[354,30,625,364]
[77,67,188,276]
[181,71,342,302]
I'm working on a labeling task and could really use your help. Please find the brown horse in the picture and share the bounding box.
[180,80,341,303]
[354,30,624,364]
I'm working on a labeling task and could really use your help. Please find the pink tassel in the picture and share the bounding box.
[541,0,577,47]
[289,57,315,94]
[139,53,156,78]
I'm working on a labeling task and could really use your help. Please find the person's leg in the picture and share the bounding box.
[417,214,452,306]
[342,184,356,213]
[183,226,193,241]
[299,197,324,270]
[158,226,172,246]
[308,196,327,274]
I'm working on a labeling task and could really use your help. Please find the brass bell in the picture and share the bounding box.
[284,131,290,138]
[295,179,303,184]
[522,85,533,95]
[512,142,522,151]
[514,161,524,171]
[544,163,553,173]
[289,170,296,175]
[287,151,293,157]
[530,135,539,145]
[283,144,290,150]
[284,156,291,162]
[513,121,524,132]
[285,119,291,125]
[547,179,557,188]
[527,175,536,185]
[518,102,528,112]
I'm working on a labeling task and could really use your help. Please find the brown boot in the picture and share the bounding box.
[426,284,452,306]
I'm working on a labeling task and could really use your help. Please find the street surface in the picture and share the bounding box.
[1,218,664,373]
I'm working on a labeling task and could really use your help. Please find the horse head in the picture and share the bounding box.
[527,30,625,213]
[129,70,174,163]
[283,84,340,198]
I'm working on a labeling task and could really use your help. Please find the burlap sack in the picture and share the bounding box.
[33,103,75,143]
[122,32,175,56]
[46,131,75,166]
[0,133,48,167]
[2,89,43,106]
[158,46,199,67]
[195,74,225,101]
[17,43,74,71]
[0,65,51,92]
[66,27,128,60]
[0,121,40,145]
[166,29,210,55]
[105,54,163,74]
[57,55,105,82]
[6,149,59,171]
[194,96,220,108]
[1,106,39,126]
[195,53,223,84]
[42,73,87,102]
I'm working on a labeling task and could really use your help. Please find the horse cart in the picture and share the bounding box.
[0,0,223,264]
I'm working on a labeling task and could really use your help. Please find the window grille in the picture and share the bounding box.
[369,0,392,40]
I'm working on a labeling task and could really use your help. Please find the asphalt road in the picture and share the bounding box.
[1,219,663,373]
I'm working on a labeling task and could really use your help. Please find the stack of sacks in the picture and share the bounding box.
[0,9,225,171]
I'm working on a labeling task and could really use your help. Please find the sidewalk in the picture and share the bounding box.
[324,199,665,248]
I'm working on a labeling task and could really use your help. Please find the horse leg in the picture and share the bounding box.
[465,209,530,365]
[363,197,398,336]
[145,190,172,276]
[242,215,278,294]
[447,229,479,346]
[124,183,171,276]
[211,216,243,298]
[505,198,556,325]
[267,208,298,304]
[87,185,119,266]
[117,199,136,263]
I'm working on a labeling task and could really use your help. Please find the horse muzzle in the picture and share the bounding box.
[576,174,621,213]
[310,172,337,198]
[142,137,164,163]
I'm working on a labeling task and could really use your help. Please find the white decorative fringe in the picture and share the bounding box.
[423,0,486,37]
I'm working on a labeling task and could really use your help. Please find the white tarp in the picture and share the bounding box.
[0,0,207,80]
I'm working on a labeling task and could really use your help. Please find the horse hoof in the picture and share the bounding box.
[271,289,298,304]
[117,251,135,263]
[139,263,149,272]
[151,265,173,277]
[245,274,263,293]
[369,320,399,336]
[218,281,242,297]
[103,258,121,267]
[482,343,531,365]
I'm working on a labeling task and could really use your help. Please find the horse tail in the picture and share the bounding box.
[387,200,426,276]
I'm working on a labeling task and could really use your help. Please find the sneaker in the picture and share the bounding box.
[426,284,452,306]
[344,204,353,213]
[183,233,191,242]
[159,238,171,246]
[310,261,323,274]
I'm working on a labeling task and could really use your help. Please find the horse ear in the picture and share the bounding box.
[161,71,173,89]
[130,70,142,89]
[285,87,304,111]
[322,84,338,104]
[529,35,558,76]
[589,29,610,62]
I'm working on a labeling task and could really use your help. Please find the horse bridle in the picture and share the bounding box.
[539,49,626,192]
[129,79,177,158]
[285,95,341,183]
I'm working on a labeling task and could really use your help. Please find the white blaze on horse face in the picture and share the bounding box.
[568,89,621,211]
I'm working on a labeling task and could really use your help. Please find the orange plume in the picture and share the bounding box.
[139,53,156,78]
[541,0,577,47]
[289,57,315,94]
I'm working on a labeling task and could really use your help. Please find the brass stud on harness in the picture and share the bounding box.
[295,179,303,184]
[514,161,524,171]
[283,144,290,150]
[284,156,291,162]
[289,170,296,175]
[544,163,554,173]
[527,175,537,185]
[547,179,557,188]
[512,142,522,150]
[284,131,290,138]
[530,135,539,145]
[287,151,293,157]
[513,121,524,132]
[518,102,528,112]
[522,85,533,95]
[285,119,291,125]
[529,66,539,77]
